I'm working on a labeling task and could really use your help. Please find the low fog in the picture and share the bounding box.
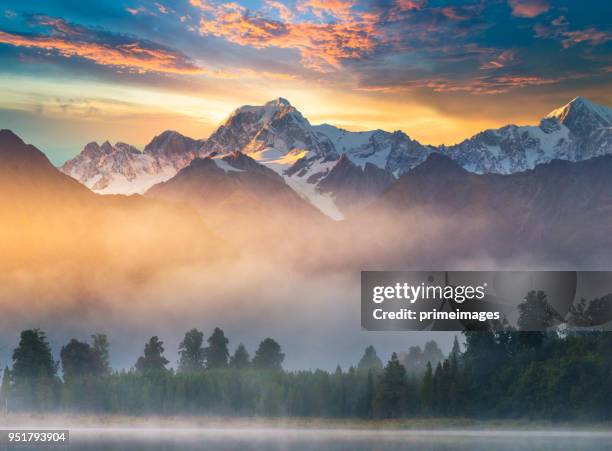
[1,157,606,372]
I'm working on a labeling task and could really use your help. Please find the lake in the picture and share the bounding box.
[8,428,612,451]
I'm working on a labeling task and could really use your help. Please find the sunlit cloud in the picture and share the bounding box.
[357,73,585,95]
[297,0,355,21]
[561,28,612,48]
[480,50,518,70]
[196,2,381,71]
[508,0,549,18]
[0,15,202,74]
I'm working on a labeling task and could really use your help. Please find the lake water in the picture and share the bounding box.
[8,428,612,451]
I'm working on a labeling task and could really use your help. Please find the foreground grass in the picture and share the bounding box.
[0,413,611,431]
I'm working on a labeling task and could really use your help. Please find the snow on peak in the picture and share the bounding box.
[546,96,612,125]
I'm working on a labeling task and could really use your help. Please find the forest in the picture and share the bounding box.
[1,291,611,421]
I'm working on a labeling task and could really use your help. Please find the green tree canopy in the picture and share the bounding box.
[91,334,111,375]
[357,345,383,372]
[252,338,284,371]
[518,290,563,331]
[377,352,408,418]
[60,339,100,382]
[229,343,250,369]
[205,327,230,369]
[135,336,169,373]
[12,329,57,382]
[178,328,205,373]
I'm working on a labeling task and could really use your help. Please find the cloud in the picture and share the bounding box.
[357,73,581,95]
[535,18,612,49]
[196,2,380,71]
[395,0,426,12]
[480,49,518,70]
[561,28,612,48]
[298,0,355,20]
[0,15,203,74]
[508,0,549,18]
[265,0,295,22]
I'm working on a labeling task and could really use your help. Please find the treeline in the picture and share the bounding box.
[1,291,611,420]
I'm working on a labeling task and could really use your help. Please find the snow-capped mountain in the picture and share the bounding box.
[59,96,612,219]
[197,98,432,218]
[441,97,612,173]
[60,131,205,194]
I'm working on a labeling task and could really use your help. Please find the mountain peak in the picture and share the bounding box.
[266,97,291,108]
[0,129,54,169]
[546,97,611,125]
[0,129,26,148]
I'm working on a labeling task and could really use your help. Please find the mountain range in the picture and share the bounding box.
[2,95,612,269]
[58,96,612,220]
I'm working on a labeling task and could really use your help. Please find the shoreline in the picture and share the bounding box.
[1,414,611,433]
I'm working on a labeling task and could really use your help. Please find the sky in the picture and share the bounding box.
[0,0,610,164]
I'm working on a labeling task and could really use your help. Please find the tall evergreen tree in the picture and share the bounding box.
[12,329,57,381]
[377,353,407,418]
[60,339,100,382]
[358,369,375,418]
[229,344,250,369]
[450,336,461,358]
[205,327,230,369]
[252,338,284,371]
[11,329,58,409]
[178,329,205,373]
[420,361,434,415]
[357,346,383,372]
[518,290,562,331]
[135,336,169,373]
[91,334,111,375]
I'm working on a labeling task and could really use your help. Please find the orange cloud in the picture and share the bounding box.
[357,73,579,95]
[395,0,426,11]
[480,50,518,70]
[0,30,202,74]
[298,0,355,20]
[561,28,612,48]
[508,0,549,18]
[197,2,380,71]
[0,17,299,81]
[265,0,295,21]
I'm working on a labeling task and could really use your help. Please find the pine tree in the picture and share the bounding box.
[205,327,230,369]
[11,329,58,409]
[420,361,434,415]
[60,339,100,382]
[377,353,408,418]
[178,329,205,373]
[252,338,284,371]
[357,346,383,372]
[229,344,250,369]
[135,336,169,373]
[451,336,461,358]
[91,334,111,375]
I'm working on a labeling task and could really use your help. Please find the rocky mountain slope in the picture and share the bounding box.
[59,97,611,219]
[347,153,612,267]
[0,129,220,272]
[60,131,205,194]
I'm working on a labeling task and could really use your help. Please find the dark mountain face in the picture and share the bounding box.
[146,153,326,256]
[0,130,220,273]
[317,154,395,215]
[347,153,612,267]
